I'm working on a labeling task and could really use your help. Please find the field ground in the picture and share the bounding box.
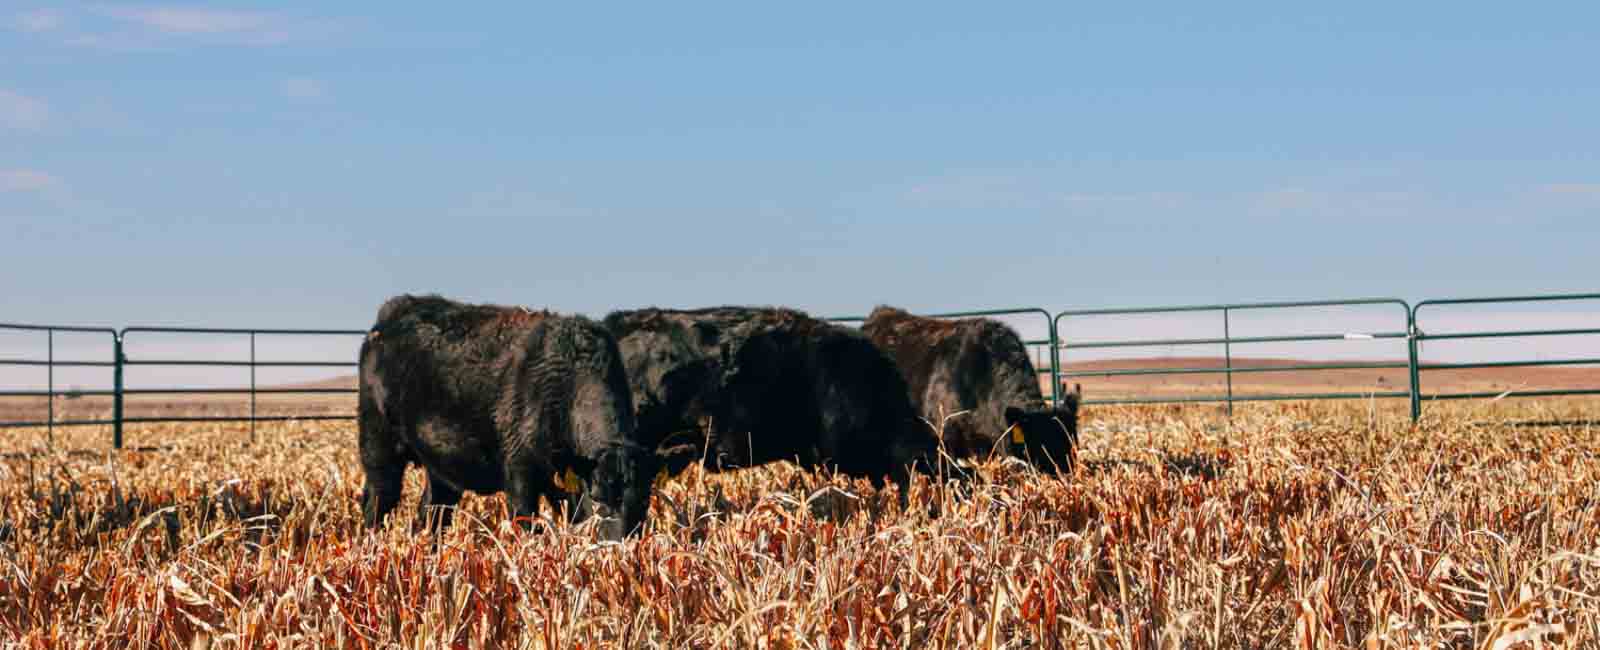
[1,393,1598,648]
[5,357,1599,425]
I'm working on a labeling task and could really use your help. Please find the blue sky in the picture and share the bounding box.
[3,3,1598,333]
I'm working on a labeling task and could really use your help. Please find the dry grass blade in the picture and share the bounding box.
[0,398,1596,647]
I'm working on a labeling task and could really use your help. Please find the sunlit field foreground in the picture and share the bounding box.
[2,400,1598,648]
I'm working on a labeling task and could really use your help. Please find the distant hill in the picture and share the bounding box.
[286,356,1600,399]
[280,375,358,390]
[1055,356,1600,397]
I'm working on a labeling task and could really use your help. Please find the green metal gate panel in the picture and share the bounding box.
[1408,292,1600,420]
[1052,299,1414,413]
[4,292,1598,450]
[0,323,121,445]
[115,326,365,443]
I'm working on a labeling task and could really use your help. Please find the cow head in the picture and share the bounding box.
[1003,384,1082,474]
[588,441,661,540]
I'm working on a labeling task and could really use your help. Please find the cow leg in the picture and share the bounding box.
[358,407,405,529]
[881,437,938,512]
[504,466,547,530]
[417,472,462,532]
[890,467,913,511]
[361,475,403,529]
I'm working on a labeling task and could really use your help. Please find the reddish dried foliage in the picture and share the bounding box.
[0,399,1597,648]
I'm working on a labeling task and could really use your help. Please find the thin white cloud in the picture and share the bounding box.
[40,5,340,49]
[454,186,597,221]
[0,169,61,192]
[1059,192,1181,205]
[903,174,1059,210]
[14,8,63,32]
[0,89,49,131]
[281,77,328,101]
[902,173,1188,214]
[1247,187,1421,220]
[97,6,274,35]
[1538,183,1600,196]
[1250,187,1317,211]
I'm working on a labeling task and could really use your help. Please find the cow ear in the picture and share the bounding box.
[1004,406,1024,425]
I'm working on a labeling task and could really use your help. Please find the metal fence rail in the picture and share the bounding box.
[0,323,121,443]
[117,326,365,446]
[1408,292,1600,420]
[0,324,363,448]
[1053,299,1414,414]
[827,307,1061,406]
[3,292,1597,449]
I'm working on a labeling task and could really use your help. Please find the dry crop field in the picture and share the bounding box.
[1,398,1598,648]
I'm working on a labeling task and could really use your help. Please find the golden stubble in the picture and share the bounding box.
[0,398,1597,649]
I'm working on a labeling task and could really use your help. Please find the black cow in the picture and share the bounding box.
[862,306,1081,474]
[358,294,657,540]
[602,306,954,504]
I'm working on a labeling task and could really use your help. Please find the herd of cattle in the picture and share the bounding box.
[357,294,1083,539]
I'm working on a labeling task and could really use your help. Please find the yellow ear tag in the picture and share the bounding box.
[556,468,580,493]
[653,468,669,489]
[1010,424,1026,444]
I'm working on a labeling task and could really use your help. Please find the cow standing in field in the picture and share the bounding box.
[603,307,955,504]
[358,294,658,540]
[863,306,1081,474]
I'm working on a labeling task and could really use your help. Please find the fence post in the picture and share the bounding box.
[112,334,124,449]
[1222,307,1234,417]
[1407,309,1422,422]
[1047,314,1061,407]
[250,332,257,444]
[47,330,54,446]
